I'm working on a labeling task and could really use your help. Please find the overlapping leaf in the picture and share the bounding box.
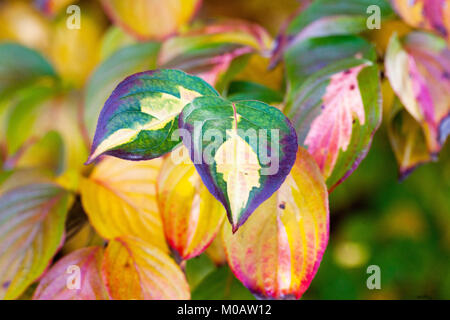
[100,0,201,40]
[87,69,219,163]
[385,32,450,175]
[33,247,110,300]
[158,20,272,87]
[391,0,450,43]
[102,236,190,300]
[285,56,382,190]
[179,96,298,231]
[271,0,395,66]
[0,43,56,100]
[80,156,167,252]
[0,183,73,299]
[84,41,161,137]
[222,147,329,300]
[157,147,225,261]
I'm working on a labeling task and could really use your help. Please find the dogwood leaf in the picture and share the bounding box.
[87,69,219,163]
[33,247,110,300]
[285,57,382,190]
[102,236,190,300]
[0,183,73,299]
[222,147,329,300]
[157,147,225,261]
[100,0,201,40]
[179,96,297,232]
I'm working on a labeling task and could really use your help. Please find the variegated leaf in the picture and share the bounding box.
[285,58,382,190]
[0,183,73,299]
[222,147,329,300]
[158,20,272,87]
[157,147,225,261]
[385,32,450,172]
[391,0,450,43]
[179,96,298,232]
[87,69,219,163]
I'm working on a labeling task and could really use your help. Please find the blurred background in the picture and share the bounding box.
[0,0,449,300]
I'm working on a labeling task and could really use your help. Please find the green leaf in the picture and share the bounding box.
[0,183,73,299]
[285,35,376,94]
[84,42,161,137]
[0,43,57,101]
[87,69,219,163]
[179,96,298,231]
[227,81,284,104]
[192,266,255,300]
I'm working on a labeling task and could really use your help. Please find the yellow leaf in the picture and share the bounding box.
[80,156,168,252]
[157,147,225,260]
[102,236,190,300]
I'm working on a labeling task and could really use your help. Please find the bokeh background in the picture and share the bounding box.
[0,0,449,300]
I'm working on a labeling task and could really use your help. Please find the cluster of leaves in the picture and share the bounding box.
[0,0,448,300]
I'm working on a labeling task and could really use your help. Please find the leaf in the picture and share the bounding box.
[0,183,73,299]
[158,20,272,88]
[385,32,450,166]
[6,90,89,173]
[192,266,255,300]
[205,231,227,266]
[100,0,201,40]
[84,42,161,138]
[80,156,168,252]
[87,69,219,163]
[102,236,190,300]
[33,247,110,300]
[284,35,377,94]
[227,81,284,105]
[391,0,450,43]
[387,98,433,179]
[48,2,107,87]
[157,147,225,260]
[179,96,298,231]
[0,43,56,100]
[285,57,382,190]
[271,0,395,66]
[222,147,329,300]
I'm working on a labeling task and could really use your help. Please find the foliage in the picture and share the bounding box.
[0,0,449,300]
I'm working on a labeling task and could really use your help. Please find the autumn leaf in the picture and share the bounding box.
[157,146,225,261]
[33,247,110,300]
[87,69,219,163]
[385,32,450,174]
[222,147,329,300]
[179,96,298,231]
[0,183,73,299]
[391,0,450,44]
[158,20,272,88]
[101,0,201,40]
[285,57,382,190]
[80,156,168,252]
[102,236,190,300]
